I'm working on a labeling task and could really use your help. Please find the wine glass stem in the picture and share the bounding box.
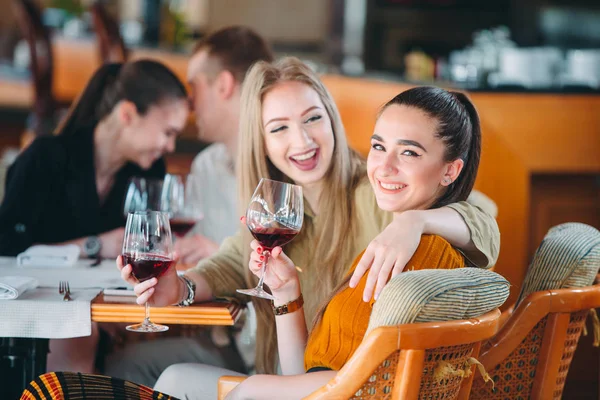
[144,302,151,323]
[256,250,270,289]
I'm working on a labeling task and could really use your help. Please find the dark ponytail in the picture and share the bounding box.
[447,91,481,205]
[379,86,481,207]
[56,63,122,136]
[56,59,187,136]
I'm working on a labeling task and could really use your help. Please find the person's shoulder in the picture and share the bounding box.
[17,135,67,168]
[353,176,375,203]
[191,143,229,172]
[192,143,226,163]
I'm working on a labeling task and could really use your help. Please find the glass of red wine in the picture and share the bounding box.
[237,178,304,300]
[161,174,204,238]
[122,210,174,332]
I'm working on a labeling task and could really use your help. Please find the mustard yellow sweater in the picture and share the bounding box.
[304,234,465,371]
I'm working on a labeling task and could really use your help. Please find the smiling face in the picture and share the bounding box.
[120,99,189,169]
[261,81,335,188]
[367,104,464,213]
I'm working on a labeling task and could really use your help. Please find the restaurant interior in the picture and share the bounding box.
[0,0,599,399]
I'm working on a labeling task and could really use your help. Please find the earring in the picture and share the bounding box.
[443,177,452,185]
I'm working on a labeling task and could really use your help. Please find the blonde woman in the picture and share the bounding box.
[118,58,499,399]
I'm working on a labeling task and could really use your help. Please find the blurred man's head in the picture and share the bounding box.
[187,26,274,145]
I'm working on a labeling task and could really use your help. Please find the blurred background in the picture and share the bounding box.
[0,1,598,396]
[1,1,600,149]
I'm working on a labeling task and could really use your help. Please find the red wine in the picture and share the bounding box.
[123,254,173,282]
[170,218,195,237]
[250,227,299,250]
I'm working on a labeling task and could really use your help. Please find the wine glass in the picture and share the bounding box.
[122,211,174,332]
[237,178,304,300]
[160,174,204,238]
[123,177,164,217]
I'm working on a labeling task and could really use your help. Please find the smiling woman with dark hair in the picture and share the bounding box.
[0,59,188,373]
[0,59,188,259]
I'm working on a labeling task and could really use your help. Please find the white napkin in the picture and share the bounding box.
[17,244,80,267]
[0,276,39,300]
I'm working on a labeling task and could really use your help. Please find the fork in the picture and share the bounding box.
[59,281,72,302]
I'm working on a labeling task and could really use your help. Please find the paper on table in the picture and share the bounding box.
[0,276,38,300]
[17,244,80,267]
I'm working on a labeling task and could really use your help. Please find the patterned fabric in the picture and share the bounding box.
[515,222,600,306]
[368,268,510,333]
[20,372,177,400]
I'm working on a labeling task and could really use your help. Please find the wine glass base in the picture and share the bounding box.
[237,287,275,300]
[126,321,169,333]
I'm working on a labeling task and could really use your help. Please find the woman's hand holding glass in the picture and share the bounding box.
[248,240,300,301]
[117,252,183,307]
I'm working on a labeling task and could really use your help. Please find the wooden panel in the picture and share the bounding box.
[530,174,600,258]
[0,78,33,108]
[468,93,600,173]
[471,115,530,307]
[530,173,600,399]
[91,295,242,326]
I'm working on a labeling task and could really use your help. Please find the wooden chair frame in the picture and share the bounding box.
[472,284,600,400]
[218,309,501,400]
[12,0,56,137]
[90,1,128,63]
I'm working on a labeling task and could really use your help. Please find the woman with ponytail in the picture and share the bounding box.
[0,60,187,373]
[226,85,486,399]
[0,60,188,258]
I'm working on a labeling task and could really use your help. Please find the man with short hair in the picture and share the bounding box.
[175,26,275,264]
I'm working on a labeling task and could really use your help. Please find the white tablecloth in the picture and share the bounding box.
[0,288,101,338]
[0,257,130,339]
[0,257,129,289]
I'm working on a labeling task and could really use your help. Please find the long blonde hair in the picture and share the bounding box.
[237,57,365,373]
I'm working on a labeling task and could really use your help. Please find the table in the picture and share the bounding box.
[0,257,242,398]
[92,294,242,326]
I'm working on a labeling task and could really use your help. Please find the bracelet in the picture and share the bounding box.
[177,275,196,307]
[272,293,304,316]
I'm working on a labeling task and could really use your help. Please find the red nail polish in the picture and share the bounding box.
[257,246,263,253]
[259,255,265,261]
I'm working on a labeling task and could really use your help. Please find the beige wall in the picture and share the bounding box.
[206,0,328,43]
[118,0,328,43]
[1,0,329,46]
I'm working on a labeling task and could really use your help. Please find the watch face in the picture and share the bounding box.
[84,236,101,256]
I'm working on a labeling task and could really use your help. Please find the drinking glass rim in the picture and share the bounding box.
[127,210,170,216]
[259,178,303,190]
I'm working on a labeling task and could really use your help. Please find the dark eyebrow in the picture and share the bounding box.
[371,134,427,153]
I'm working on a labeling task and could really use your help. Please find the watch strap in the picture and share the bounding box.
[272,293,304,316]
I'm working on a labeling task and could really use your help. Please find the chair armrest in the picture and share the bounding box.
[498,304,515,328]
[218,376,247,400]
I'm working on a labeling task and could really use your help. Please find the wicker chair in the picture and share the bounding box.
[20,371,175,399]
[470,283,600,400]
[218,309,501,400]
